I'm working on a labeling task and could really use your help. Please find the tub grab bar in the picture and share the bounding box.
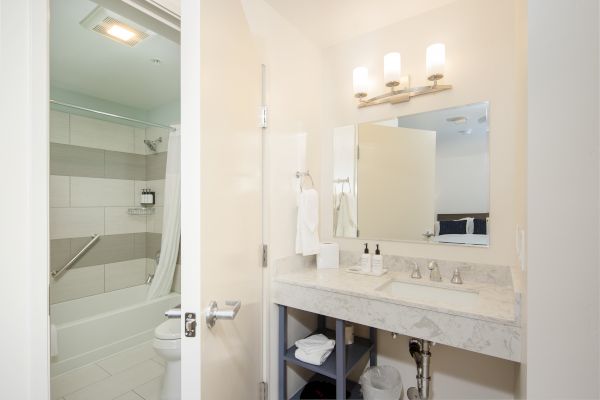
[52,234,101,280]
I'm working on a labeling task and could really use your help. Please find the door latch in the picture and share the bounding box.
[185,312,196,337]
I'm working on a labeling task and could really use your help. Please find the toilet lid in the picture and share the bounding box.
[155,318,181,340]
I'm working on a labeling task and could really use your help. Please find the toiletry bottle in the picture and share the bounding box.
[372,244,383,274]
[360,243,371,272]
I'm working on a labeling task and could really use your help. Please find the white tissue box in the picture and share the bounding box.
[317,243,339,269]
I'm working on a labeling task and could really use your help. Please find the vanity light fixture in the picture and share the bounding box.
[353,43,452,108]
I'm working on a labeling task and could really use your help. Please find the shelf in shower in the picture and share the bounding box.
[128,208,156,216]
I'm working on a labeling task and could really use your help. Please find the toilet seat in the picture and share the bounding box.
[155,318,181,340]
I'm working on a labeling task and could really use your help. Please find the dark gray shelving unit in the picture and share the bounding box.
[278,305,377,400]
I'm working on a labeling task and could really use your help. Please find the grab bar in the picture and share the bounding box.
[52,234,101,280]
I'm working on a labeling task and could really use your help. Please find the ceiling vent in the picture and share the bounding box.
[80,6,151,47]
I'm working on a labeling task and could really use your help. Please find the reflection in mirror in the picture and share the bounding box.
[333,102,490,246]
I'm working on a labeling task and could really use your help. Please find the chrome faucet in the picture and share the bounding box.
[410,262,422,279]
[428,261,442,282]
[450,268,463,284]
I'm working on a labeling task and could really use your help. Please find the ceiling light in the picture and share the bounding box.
[447,116,467,124]
[81,6,151,47]
[107,25,136,41]
[107,25,135,41]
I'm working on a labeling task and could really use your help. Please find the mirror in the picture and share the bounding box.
[333,102,490,246]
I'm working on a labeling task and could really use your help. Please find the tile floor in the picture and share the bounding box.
[51,341,166,400]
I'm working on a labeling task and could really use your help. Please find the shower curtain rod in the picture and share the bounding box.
[50,100,177,131]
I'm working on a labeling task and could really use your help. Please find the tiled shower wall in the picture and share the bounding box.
[49,109,179,304]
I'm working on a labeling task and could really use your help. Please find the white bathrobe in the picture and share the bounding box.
[296,188,320,256]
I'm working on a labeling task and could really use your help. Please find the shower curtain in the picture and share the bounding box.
[147,129,181,300]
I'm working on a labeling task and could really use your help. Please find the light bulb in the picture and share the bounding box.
[384,52,401,86]
[353,67,369,97]
[426,43,446,81]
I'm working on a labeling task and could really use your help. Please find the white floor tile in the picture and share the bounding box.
[65,360,164,400]
[134,376,162,400]
[114,391,144,400]
[51,364,110,400]
[97,341,155,375]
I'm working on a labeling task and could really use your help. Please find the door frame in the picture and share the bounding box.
[179,0,203,398]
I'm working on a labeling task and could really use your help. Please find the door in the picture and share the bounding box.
[358,124,436,241]
[181,0,263,399]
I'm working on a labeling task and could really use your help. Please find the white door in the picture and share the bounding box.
[181,0,263,399]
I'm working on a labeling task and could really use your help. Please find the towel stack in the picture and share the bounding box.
[294,334,335,366]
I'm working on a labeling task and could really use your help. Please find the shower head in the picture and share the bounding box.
[144,137,162,152]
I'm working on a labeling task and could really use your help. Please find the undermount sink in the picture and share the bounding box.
[375,280,479,307]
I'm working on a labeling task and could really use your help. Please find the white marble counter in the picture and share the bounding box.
[272,255,522,362]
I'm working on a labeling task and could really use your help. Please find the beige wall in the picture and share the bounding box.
[358,124,436,240]
[322,0,523,267]
[526,0,599,398]
[242,0,325,398]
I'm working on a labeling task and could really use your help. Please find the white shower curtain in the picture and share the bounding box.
[147,129,181,300]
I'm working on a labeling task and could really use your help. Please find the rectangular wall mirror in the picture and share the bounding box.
[333,101,490,246]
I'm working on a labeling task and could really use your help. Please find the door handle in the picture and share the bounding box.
[205,300,241,329]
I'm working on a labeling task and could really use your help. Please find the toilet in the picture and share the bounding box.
[153,319,181,400]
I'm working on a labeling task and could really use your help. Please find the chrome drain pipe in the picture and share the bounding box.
[407,338,433,400]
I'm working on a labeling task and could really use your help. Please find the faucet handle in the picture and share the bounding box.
[450,268,463,284]
[410,262,422,279]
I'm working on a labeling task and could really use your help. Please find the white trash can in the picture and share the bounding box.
[360,365,403,400]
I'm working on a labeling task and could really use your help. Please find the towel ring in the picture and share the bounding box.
[296,171,314,192]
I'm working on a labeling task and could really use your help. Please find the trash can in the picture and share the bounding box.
[360,365,403,400]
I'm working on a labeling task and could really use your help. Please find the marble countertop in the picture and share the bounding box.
[275,267,519,326]
[272,254,522,362]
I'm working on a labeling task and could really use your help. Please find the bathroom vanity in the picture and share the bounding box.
[273,254,522,398]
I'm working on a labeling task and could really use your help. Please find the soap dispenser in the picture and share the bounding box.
[372,244,383,274]
[360,243,371,272]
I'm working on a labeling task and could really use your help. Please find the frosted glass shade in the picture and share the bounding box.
[353,67,369,95]
[426,43,446,78]
[384,52,401,84]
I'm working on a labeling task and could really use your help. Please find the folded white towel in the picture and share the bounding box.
[295,188,320,256]
[50,324,58,357]
[295,348,333,366]
[295,333,335,353]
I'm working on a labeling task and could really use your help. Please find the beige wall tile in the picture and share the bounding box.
[50,175,70,207]
[70,115,135,153]
[105,207,146,234]
[71,177,134,207]
[50,110,70,144]
[105,259,147,292]
[50,207,104,239]
[50,265,105,304]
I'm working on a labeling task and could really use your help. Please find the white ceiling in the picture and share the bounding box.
[263,0,460,48]
[50,0,180,110]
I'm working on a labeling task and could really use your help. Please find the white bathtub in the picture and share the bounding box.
[50,285,180,376]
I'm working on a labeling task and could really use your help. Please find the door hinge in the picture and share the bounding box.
[357,145,360,160]
[262,244,268,268]
[259,106,268,129]
[357,229,360,237]
[259,381,268,400]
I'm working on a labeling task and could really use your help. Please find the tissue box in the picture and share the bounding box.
[317,243,339,269]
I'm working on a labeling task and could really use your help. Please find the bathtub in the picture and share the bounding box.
[50,285,180,376]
